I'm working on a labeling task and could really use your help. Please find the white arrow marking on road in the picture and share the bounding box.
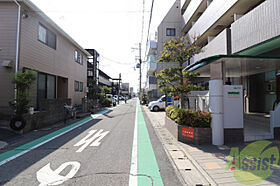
[36,161,80,186]
[74,129,110,152]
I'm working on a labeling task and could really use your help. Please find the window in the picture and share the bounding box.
[75,81,79,91]
[74,50,83,64]
[166,28,176,36]
[37,72,56,106]
[38,25,47,43]
[38,24,56,49]
[47,75,56,99]
[80,82,83,92]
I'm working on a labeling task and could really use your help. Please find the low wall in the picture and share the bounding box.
[23,98,71,133]
[165,116,212,145]
[224,128,244,144]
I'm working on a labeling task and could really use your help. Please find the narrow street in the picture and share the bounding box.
[0,99,183,186]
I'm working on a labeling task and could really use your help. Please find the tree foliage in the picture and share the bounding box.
[157,36,203,108]
[9,70,36,115]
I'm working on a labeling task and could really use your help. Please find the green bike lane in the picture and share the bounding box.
[130,100,183,186]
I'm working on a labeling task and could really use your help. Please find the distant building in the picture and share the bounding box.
[121,83,129,96]
[98,69,112,88]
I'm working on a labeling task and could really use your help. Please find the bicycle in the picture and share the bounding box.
[64,103,77,123]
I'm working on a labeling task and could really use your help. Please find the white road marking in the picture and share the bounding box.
[74,129,110,152]
[129,101,138,186]
[36,161,80,186]
[0,111,109,167]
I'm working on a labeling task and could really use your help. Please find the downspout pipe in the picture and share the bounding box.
[13,0,21,106]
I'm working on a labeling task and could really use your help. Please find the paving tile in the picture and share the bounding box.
[179,168,209,185]
[169,150,185,158]
[164,144,179,151]
[173,159,194,170]
[188,146,202,152]
[203,162,222,170]
[215,176,240,184]
[210,172,234,179]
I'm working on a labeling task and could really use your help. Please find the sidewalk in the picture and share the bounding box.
[142,106,280,186]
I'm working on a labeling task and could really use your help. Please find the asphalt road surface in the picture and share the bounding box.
[0,98,183,186]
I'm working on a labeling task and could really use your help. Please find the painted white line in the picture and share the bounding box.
[0,111,109,167]
[74,129,110,152]
[37,161,80,186]
[129,100,138,186]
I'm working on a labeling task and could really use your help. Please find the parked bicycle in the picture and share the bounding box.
[64,103,77,123]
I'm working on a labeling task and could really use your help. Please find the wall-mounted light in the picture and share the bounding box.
[22,13,28,19]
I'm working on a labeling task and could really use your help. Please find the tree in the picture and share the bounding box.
[156,36,203,108]
[9,70,36,115]
[101,86,111,94]
[88,79,100,100]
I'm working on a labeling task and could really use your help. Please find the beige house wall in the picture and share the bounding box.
[0,3,18,113]
[0,2,88,114]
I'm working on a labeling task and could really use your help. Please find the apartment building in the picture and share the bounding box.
[155,0,182,97]
[0,0,90,114]
[146,40,158,99]
[158,0,280,144]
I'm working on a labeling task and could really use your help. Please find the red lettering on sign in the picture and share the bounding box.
[182,128,194,139]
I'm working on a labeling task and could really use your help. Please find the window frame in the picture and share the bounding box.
[74,50,83,65]
[79,82,83,92]
[166,28,176,36]
[38,23,57,50]
[74,81,79,92]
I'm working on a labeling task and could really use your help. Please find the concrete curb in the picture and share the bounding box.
[0,141,8,150]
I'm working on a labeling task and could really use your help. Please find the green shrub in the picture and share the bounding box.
[166,105,176,117]
[174,108,187,125]
[170,107,179,120]
[185,110,211,128]
[165,105,211,128]
[101,97,112,107]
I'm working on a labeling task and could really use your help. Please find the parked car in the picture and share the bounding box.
[148,95,179,111]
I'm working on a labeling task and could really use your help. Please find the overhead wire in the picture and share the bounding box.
[144,0,155,62]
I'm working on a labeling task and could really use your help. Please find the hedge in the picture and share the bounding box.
[165,105,211,128]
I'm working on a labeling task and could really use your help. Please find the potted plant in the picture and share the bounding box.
[9,70,36,131]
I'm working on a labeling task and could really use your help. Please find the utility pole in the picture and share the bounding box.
[118,73,121,104]
[139,43,142,101]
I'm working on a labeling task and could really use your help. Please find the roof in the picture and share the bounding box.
[98,69,111,80]
[1,0,91,56]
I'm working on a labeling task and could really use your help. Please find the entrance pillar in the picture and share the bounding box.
[210,62,224,145]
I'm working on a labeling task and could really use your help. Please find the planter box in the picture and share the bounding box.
[165,115,212,145]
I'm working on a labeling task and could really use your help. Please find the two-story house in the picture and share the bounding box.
[0,0,90,115]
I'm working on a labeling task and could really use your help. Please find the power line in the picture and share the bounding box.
[144,0,155,61]
[100,55,134,65]
[141,0,145,44]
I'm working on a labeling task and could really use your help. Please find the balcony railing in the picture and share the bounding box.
[231,0,280,54]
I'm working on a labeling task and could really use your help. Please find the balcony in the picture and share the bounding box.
[147,55,157,75]
[187,0,264,46]
[182,0,206,34]
[231,0,280,54]
[193,29,229,64]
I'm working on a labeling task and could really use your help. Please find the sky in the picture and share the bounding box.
[30,0,176,92]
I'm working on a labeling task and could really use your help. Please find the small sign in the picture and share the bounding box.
[182,128,194,139]
[228,91,240,98]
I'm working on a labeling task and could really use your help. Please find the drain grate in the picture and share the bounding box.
[185,168,191,171]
